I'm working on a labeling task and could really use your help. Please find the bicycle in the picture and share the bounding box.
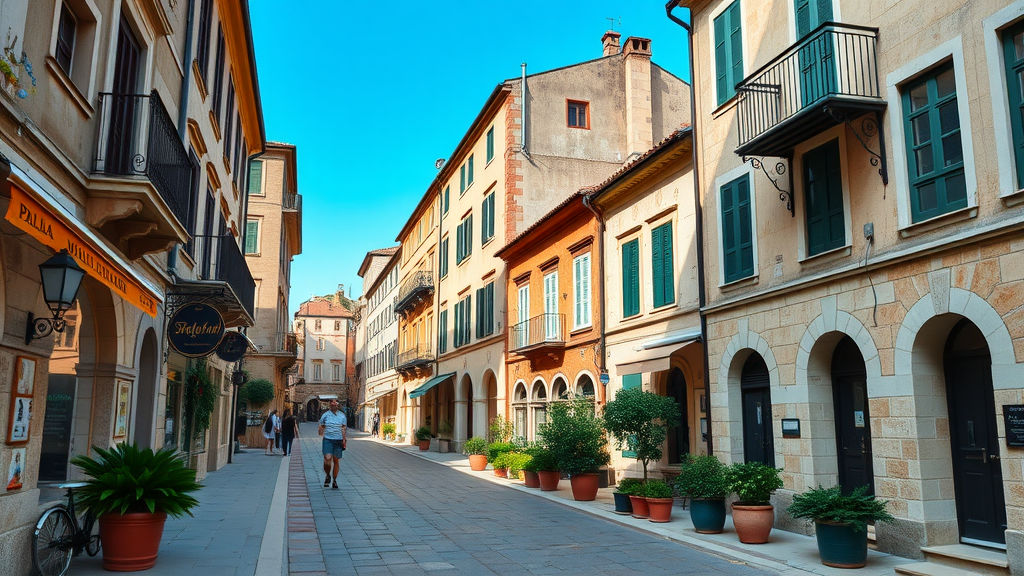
[32,482,100,576]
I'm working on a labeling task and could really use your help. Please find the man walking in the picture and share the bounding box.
[272,410,282,454]
[371,412,380,437]
[318,399,347,489]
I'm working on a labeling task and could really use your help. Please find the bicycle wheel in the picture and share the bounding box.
[80,513,101,557]
[32,507,74,576]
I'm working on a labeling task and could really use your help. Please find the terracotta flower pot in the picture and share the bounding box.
[732,504,775,544]
[99,511,168,571]
[646,497,675,523]
[629,495,650,519]
[468,454,488,471]
[569,473,600,501]
[494,467,508,478]
[418,439,430,451]
[538,470,560,491]
[523,470,540,488]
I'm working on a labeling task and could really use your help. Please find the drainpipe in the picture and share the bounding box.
[581,194,607,405]
[520,64,529,157]
[666,1,713,456]
[178,0,197,141]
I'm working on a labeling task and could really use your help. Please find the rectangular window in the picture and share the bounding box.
[486,127,495,163]
[803,139,845,256]
[211,27,226,117]
[244,220,259,254]
[196,0,212,79]
[621,239,640,317]
[573,253,592,329]
[223,81,235,157]
[247,160,263,195]
[467,154,474,187]
[438,309,448,354]
[460,164,466,194]
[515,284,529,350]
[314,319,321,331]
[313,363,322,381]
[443,186,450,216]
[334,320,341,331]
[1004,21,1024,188]
[543,272,559,340]
[475,283,495,338]
[55,3,77,75]
[721,174,755,283]
[439,237,449,278]
[481,193,495,243]
[902,63,965,222]
[567,100,589,128]
[456,214,473,264]
[713,1,744,106]
[332,363,341,382]
[651,222,675,308]
[454,295,472,348]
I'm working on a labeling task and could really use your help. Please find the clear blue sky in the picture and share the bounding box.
[249,1,691,310]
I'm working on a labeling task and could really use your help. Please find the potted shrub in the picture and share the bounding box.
[540,397,610,501]
[487,442,516,477]
[603,387,681,483]
[414,426,432,450]
[788,485,895,568]
[491,452,512,478]
[381,422,396,441]
[506,452,532,480]
[464,437,488,471]
[521,446,544,488]
[531,447,561,491]
[70,443,202,571]
[675,454,729,533]
[613,478,642,515]
[727,462,783,544]
[644,480,675,523]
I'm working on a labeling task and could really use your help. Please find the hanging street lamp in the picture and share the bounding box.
[26,249,86,344]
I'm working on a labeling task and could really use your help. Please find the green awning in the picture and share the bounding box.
[409,372,455,399]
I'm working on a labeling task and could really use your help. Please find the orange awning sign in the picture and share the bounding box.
[5,184,159,317]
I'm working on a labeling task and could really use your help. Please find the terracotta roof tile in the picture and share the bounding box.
[296,300,354,318]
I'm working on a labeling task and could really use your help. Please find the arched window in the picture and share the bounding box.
[512,382,528,439]
[575,374,595,398]
[531,380,547,440]
[552,376,568,400]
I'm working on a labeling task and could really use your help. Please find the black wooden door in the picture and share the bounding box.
[945,320,1006,545]
[741,354,775,466]
[832,337,873,495]
[107,15,141,174]
[667,368,689,464]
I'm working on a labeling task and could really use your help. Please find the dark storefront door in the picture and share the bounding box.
[832,336,874,495]
[667,368,689,464]
[39,375,77,482]
[741,354,775,467]
[945,320,1007,546]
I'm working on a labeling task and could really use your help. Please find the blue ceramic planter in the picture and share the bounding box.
[814,521,868,568]
[612,492,633,515]
[689,498,727,533]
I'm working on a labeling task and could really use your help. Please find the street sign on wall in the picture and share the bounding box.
[168,303,225,357]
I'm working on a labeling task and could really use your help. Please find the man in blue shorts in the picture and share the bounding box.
[318,399,347,489]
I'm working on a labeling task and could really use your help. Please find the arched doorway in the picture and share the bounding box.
[944,318,1006,545]
[133,328,159,448]
[485,371,498,435]
[741,353,774,466]
[305,398,319,421]
[666,368,689,465]
[461,374,473,442]
[831,336,873,495]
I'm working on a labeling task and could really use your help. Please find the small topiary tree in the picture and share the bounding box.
[240,378,274,408]
[602,387,681,482]
[539,396,609,476]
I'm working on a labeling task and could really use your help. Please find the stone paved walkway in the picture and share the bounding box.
[292,424,766,576]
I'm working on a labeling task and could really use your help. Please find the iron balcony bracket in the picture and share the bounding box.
[825,107,889,186]
[743,155,795,217]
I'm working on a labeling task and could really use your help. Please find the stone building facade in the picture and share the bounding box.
[355,247,400,432]
[292,293,354,421]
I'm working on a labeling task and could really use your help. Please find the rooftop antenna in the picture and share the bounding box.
[606,17,620,30]
[434,158,445,170]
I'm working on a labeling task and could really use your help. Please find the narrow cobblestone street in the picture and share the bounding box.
[291,424,767,576]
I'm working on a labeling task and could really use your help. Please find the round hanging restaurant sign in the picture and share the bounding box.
[216,331,249,363]
[168,303,225,358]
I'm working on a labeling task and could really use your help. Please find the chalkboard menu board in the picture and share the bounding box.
[39,376,76,482]
[1005,405,1024,447]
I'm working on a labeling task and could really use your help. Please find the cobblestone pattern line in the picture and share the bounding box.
[289,433,328,576]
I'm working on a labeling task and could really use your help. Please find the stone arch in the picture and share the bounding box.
[717,329,780,464]
[131,327,160,448]
[795,307,881,392]
[550,372,569,399]
[476,369,498,439]
[455,373,472,443]
[573,370,597,397]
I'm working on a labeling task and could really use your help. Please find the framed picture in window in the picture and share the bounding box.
[7,357,36,445]
[113,380,132,440]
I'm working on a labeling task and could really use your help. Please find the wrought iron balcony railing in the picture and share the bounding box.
[255,332,297,355]
[509,313,565,353]
[93,91,192,227]
[735,23,884,158]
[191,235,256,318]
[395,270,434,315]
[396,345,433,371]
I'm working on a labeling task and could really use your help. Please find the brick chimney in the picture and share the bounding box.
[622,36,654,158]
[601,30,621,57]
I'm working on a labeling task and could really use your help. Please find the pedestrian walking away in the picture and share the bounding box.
[281,409,298,456]
[371,412,380,437]
[262,410,277,455]
[318,399,347,489]
[272,409,282,453]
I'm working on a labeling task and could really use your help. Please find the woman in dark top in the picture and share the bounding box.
[281,410,298,456]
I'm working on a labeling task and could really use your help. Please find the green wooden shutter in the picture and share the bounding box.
[247,160,262,195]
[460,165,466,193]
[453,302,460,348]
[795,0,811,37]
[465,294,472,343]
[621,239,640,317]
[486,128,494,163]
[244,220,258,254]
[443,186,450,215]
[468,154,474,186]
[804,139,845,256]
[438,310,447,354]
[456,222,464,263]
[722,175,754,283]
[487,194,495,239]
[658,222,675,306]
[475,288,484,338]
[1004,21,1024,188]
[714,9,729,106]
[466,215,473,257]
[440,238,448,277]
[728,2,743,100]
[486,283,494,336]
[651,224,664,307]
[736,176,754,278]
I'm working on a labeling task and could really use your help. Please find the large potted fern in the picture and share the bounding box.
[71,443,202,571]
[788,485,894,568]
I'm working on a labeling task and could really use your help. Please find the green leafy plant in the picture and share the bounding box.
[70,443,201,517]
[603,387,681,482]
[381,422,396,438]
[240,378,274,407]
[505,453,533,478]
[487,441,517,463]
[488,415,515,443]
[788,485,895,531]
[415,426,432,441]
[438,420,454,439]
[644,479,674,499]
[539,396,610,476]
[463,437,488,456]
[616,477,644,496]
[675,454,730,499]
[491,452,513,470]
[183,358,219,443]
[522,446,558,472]
[727,462,783,505]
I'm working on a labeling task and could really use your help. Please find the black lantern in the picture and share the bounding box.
[26,249,86,344]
